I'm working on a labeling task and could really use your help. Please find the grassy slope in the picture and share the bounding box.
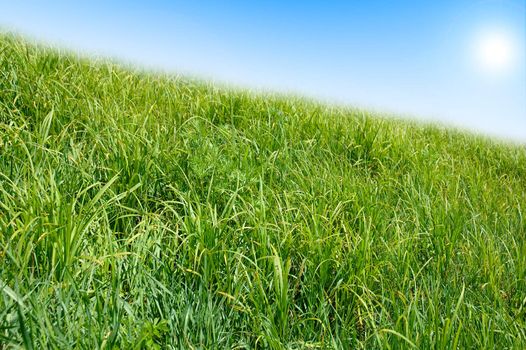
[1,34,525,349]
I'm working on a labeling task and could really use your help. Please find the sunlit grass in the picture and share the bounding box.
[1,33,525,349]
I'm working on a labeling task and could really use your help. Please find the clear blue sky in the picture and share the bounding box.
[1,0,525,141]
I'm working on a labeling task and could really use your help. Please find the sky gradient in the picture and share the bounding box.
[1,0,525,141]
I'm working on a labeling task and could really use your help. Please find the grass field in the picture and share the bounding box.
[1,33,525,349]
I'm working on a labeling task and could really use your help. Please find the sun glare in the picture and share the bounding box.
[474,29,517,75]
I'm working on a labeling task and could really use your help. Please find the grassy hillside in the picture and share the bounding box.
[1,34,525,349]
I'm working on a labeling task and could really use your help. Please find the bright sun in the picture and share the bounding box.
[474,29,517,75]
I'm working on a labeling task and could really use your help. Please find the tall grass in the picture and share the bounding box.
[1,33,525,349]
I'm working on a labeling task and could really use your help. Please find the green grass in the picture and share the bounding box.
[1,33,525,349]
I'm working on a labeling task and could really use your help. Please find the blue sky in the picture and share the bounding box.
[1,0,525,141]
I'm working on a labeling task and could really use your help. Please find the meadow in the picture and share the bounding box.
[1,33,525,349]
